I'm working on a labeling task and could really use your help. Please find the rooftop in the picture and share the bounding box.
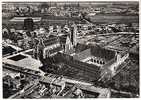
[10,17,41,22]
[48,53,101,82]
[3,53,42,72]
[75,44,116,62]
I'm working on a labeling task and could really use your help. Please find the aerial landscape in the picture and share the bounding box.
[2,1,139,98]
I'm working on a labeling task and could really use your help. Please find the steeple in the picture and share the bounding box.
[34,38,45,60]
[70,23,77,47]
[64,36,73,54]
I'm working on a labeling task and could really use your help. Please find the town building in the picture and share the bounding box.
[44,42,129,82]
[34,35,63,60]
[3,51,43,75]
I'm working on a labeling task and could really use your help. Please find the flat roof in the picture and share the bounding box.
[10,17,41,22]
[3,53,42,71]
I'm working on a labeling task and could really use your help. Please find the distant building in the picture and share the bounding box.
[9,17,41,30]
[2,28,10,39]
[10,17,41,22]
[24,18,34,31]
[10,28,16,33]
[2,28,9,34]
[49,25,54,33]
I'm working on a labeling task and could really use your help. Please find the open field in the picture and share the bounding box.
[89,15,139,24]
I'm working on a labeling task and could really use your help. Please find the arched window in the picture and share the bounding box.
[100,61,103,64]
[97,60,99,64]
[93,59,96,63]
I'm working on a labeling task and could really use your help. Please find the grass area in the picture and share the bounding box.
[89,15,139,24]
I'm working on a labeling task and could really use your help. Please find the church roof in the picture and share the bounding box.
[53,53,101,81]
[75,44,115,62]
[37,35,60,47]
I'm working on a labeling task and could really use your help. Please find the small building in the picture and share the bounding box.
[3,75,21,90]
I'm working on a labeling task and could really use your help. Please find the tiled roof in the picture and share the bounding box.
[75,44,115,62]
[91,46,115,62]
[38,35,60,47]
[53,53,101,81]
[73,49,91,61]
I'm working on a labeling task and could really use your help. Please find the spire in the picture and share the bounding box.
[64,36,73,54]
[70,23,77,47]
[34,38,45,60]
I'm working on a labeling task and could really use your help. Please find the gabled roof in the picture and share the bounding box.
[53,53,101,81]
[91,46,115,62]
[37,35,60,47]
[73,49,91,61]
[75,43,115,62]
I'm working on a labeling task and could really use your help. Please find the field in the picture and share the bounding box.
[89,15,139,24]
